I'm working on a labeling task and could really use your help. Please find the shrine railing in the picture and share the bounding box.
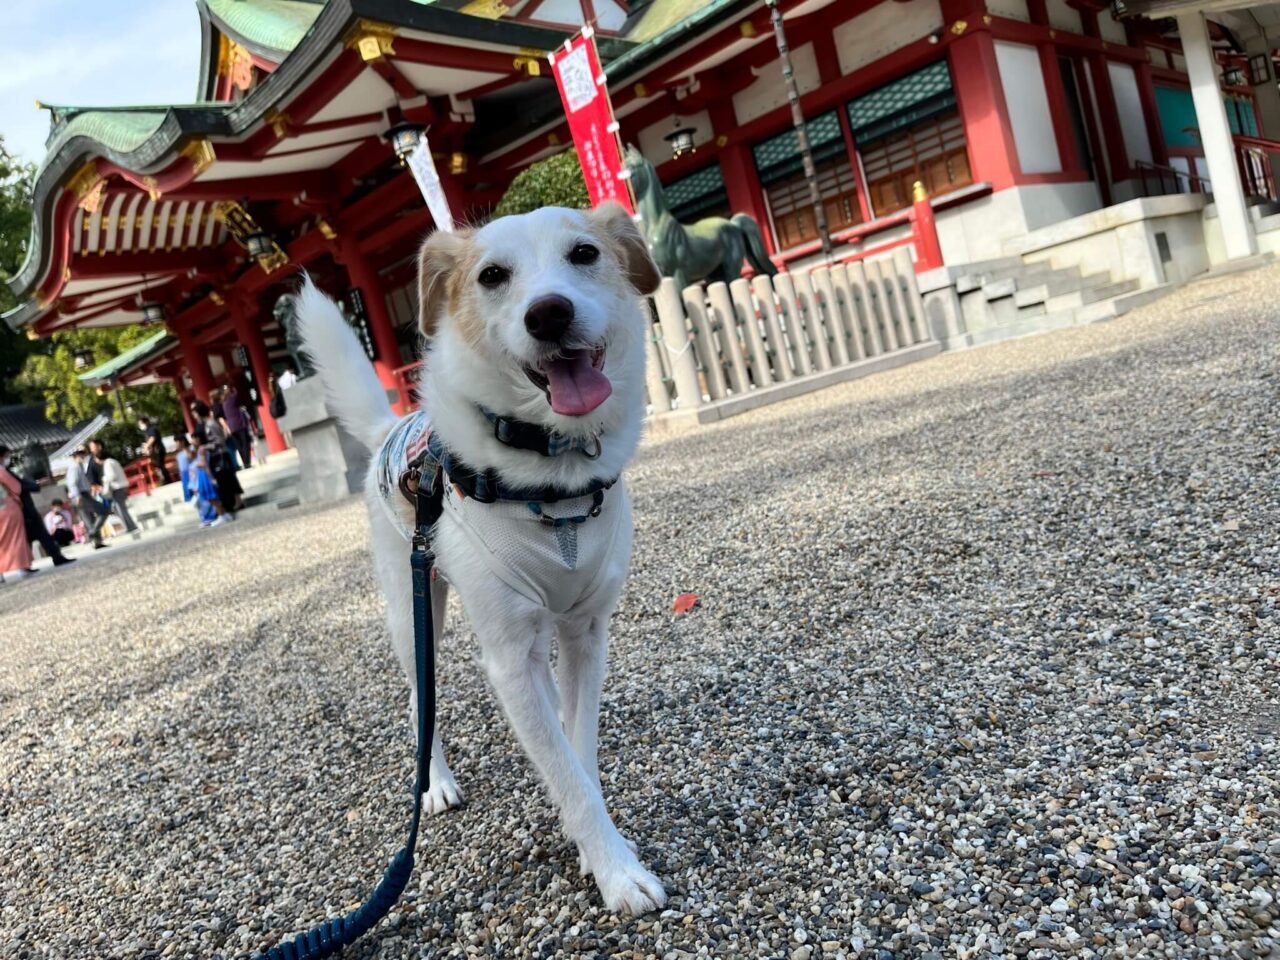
[645,247,939,426]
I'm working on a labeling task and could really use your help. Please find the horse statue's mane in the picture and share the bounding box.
[623,145,777,291]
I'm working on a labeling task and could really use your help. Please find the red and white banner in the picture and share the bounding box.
[548,28,634,214]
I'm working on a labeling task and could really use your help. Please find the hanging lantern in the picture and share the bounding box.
[384,122,424,165]
[73,349,93,370]
[244,231,274,259]
[664,120,697,160]
[141,302,166,325]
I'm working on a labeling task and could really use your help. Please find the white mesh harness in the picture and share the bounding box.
[374,411,625,615]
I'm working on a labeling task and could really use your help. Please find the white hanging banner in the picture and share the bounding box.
[407,137,455,233]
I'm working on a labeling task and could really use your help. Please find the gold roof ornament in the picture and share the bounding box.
[67,161,108,213]
[219,36,256,92]
[214,201,290,274]
[345,20,397,61]
[912,181,927,203]
[264,109,291,138]
[514,54,541,76]
[460,0,510,18]
[180,139,216,176]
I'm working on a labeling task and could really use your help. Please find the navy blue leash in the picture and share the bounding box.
[254,473,443,960]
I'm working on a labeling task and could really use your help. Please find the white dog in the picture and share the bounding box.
[294,202,665,915]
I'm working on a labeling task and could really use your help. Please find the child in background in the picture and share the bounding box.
[192,445,227,527]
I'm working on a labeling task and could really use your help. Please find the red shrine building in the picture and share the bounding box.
[7,0,1276,452]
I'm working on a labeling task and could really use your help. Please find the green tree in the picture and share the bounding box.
[18,324,181,457]
[0,136,39,404]
[494,150,589,217]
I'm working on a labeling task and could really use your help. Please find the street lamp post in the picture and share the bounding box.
[765,0,832,262]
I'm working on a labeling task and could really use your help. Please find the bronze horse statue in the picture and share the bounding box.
[624,145,777,291]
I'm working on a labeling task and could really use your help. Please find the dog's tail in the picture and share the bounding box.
[293,277,399,451]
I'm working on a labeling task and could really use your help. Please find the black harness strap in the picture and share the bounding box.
[253,469,444,960]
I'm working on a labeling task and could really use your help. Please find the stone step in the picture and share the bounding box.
[1043,279,1139,313]
[1012,271,1102,307]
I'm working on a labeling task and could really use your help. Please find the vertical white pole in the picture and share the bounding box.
[654,278,704,408]
[1177,10,1257,260]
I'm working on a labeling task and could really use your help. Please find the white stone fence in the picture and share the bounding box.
[644,247,942,431]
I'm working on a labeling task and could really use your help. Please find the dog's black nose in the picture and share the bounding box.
[524,295,574,342]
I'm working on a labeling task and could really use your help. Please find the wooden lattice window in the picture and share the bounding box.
[859,111,971,216]
[765,156,862,250]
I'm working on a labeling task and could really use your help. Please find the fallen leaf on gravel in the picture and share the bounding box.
[672,593,699,614]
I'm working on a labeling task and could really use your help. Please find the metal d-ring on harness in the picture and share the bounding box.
[253,468,444,960]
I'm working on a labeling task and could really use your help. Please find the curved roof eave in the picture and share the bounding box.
[8,0,595,325]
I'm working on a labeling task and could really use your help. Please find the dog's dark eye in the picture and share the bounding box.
[568,243,599,266]
[478,264,510,288]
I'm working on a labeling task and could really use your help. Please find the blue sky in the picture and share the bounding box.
[0,1,202,165]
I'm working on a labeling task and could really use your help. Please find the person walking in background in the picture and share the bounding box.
[98,448,137,534]
[65,447,108,549]
[138,417,171,484]
[221,383,254,470]
[0,445,34,579]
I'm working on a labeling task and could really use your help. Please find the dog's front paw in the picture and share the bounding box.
[423,774,464,815]
[593,853,666,916]
[579,835,638,876]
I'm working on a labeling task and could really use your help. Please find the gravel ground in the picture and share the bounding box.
[2,265,1277,960]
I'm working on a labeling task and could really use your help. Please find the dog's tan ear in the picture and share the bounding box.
[593,201,661,296]
[417,229,470,338]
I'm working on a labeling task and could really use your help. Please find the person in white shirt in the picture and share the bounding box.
[276,360,299,391]
[96,446,138,533]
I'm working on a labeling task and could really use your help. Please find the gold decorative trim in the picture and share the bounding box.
[633,83,648,98]
[912,181,927,203]
[142,175,161,201]
[449,152,468,175]
[547,132,560,146]
[219,36,256,92]
[514,55,541,76]
[739,20,756,37]
[984,14,993,24]
[67,161,107,213]
[950,19,968,34]
[460,0,510,18]
[345,19,397,61]
[317,219,337,240]
[214,200,291,274]
[181,139,216,176]
[716,134,729,148]
[209,290,226,306]
[264,109,291,138]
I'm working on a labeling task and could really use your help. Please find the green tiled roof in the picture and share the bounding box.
[752,109,845,184]
[847,60,953,139]
[43,109,169,161]
[206,0,325,54]
[78,331,175,385]
[663,163,724,207]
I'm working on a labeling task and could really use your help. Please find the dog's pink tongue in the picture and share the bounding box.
[543,351,612,416]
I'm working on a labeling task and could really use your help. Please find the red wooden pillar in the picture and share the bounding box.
[1087,53,1131,184]
[719,142,775,254]
[947,30,1020,191]
[337,233,401,392]
[1039,43,1083,173]
[231,297,288,454]
[177,327,216,405]
[709,99,775,254]
[178,385,197,434]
